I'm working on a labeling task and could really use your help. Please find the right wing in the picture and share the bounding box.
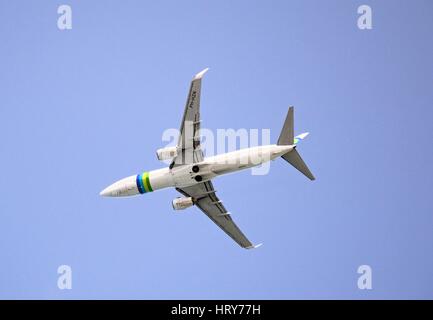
[176,180,261,249]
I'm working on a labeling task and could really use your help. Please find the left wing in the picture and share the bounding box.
[176,180,261,249]
[171,68,209,168]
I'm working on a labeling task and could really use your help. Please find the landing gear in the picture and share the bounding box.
[192,165,199,173]
[194,175,202,182]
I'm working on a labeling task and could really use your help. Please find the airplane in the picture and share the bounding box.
[100,68,315,249]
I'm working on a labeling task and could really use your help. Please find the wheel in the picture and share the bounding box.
[194,175,202,182]
[192,165,199,173]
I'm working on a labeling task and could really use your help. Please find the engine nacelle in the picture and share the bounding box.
[156,146,178,161]
[172,197,194,210]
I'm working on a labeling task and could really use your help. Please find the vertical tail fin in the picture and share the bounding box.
[278,107,315,180]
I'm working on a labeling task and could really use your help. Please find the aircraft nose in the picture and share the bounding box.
[99,175,140,197]
[99,186,114,197]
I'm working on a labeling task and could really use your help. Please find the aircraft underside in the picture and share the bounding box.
[100,68,314,249]
[99,144,293,197]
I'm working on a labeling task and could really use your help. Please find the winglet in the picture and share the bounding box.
[246,243,263,250]
[193,68,209,80]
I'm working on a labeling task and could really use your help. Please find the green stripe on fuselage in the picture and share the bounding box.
[145,172,153,192]
[141,172,153,192]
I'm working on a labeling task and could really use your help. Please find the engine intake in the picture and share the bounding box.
[156,146,178,161]
[172,197,194,210]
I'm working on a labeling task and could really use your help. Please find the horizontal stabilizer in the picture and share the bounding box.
[278,107,294,146]
[282,149,315,180]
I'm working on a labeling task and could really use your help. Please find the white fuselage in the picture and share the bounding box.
[100,144,294,197]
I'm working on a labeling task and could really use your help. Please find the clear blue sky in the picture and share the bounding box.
[1,0,432,299]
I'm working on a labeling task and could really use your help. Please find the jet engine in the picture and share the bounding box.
[156,146,178,161]
[172,197,194,210]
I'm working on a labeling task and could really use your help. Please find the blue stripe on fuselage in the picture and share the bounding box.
[136,174,145,194]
